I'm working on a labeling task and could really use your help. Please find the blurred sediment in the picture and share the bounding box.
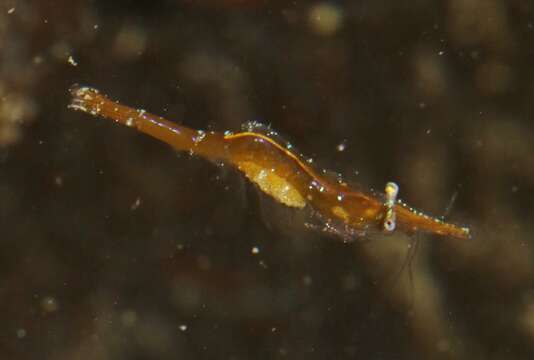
[1,1,534,359]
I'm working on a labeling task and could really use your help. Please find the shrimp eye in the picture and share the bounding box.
[384,218,396,232]
[383,181,399,233]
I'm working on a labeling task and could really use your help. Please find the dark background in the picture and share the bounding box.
[1,0,534,359]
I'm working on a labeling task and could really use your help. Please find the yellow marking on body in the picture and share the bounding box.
[226,132,375,203]
[332,206,350,222]
[364,208,377,218]
[236,161,306,208]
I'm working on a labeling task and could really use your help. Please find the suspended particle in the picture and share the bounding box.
[67,55,78,67]
[308,2,344,36]
[16,329,26,339]
[130,197,142,210]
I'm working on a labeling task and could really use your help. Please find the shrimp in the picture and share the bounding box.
[68,85,470,241]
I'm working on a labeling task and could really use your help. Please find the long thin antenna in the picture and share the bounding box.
[442,190,459,220]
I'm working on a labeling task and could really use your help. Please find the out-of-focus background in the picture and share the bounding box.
[1,0,534,359]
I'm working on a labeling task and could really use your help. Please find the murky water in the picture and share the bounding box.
[1,1,533,359]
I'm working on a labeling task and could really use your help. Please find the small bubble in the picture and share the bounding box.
[251,246,260,255]
[336,141,347,152]
[179,324,188,331]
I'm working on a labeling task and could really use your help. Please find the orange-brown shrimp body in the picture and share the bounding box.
[68,85,470,241]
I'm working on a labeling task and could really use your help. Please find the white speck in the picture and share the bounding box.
[67,55,78,67]
[54,176,64,187]
[336,141,347,152]
[126,117,134,127]
[438,51,445,56]
[93,24,99,30]
[7,7,15,14]
[179,324,188,331]
[130,197,141,210]
[41,296,59,313]
[251,246,260,254]
[426,129,432,134]
[337,194,343,201]
[256,169,267,181]
[418,102,427,109]
[307,158,314,164]
[33,55,44,65]
[271,327,277,332]
[16,329,26,338]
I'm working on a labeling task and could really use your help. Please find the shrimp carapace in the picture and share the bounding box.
[68,85,470,241]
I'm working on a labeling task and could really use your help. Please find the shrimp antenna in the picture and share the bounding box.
[442,189,459,220]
